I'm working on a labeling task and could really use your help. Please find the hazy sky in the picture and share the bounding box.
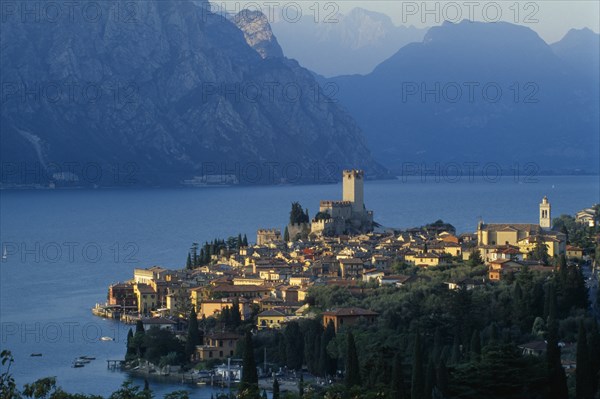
[214,0,599,43]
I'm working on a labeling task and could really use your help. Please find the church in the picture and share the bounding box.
[476,196,566,262]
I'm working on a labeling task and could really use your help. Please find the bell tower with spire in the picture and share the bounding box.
[539,196,551,229]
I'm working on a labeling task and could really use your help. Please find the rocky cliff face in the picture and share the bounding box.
[234,10,283,59]
[0,0,383,187]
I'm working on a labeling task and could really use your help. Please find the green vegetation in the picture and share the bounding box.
[289,202,309,225]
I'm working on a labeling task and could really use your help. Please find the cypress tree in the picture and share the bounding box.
[450,331,461,365]
[237,234,243,249]
[284,322,303,370]
[142,379,151,399]
[470,330,481,362]
[298,373,304,397]
[135,319,145,334]
[391,352,406,399]
[345,331,361,388]
[576,321,593,399]
[432,328,442,365]
[436,359,448,396]
[424,358,435,399]
[231,299,242,328]
[185,308,201,359]
[243,234,248,247]
[411,332,424,399]
[126,328,135,358]
[588,321,600,396]
[319,321,336,377]
[284,226,290,242]
[261,390,267,399]
[273,378,280,399]
[546,288,568,399]
[186,253,192,269]
[240,331,259,398]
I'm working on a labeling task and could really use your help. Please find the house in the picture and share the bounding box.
[576,208,597,227]
[338,258,364,278]
[140,317,177,331]
[566,245,583,259]
[196,298,250,320]
[108,282,137,308]
[445,277,485,290]
[405,252,448,267]
[362,268,384,283]
[134,283,157,315]
[518,340,546,356]
[196,332,241,361]
[257,309,286,329]
[322,307,378,332]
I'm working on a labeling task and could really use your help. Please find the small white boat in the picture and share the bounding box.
[100,336,114,341]
[2,247,7,260]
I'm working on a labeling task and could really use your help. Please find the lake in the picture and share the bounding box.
[0,175,598,397]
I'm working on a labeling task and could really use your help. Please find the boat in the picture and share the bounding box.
[100,336,114,341]
[2,247,7,260]
[75,358,91,364]
[30,353,42,357]
[72,361,85,368]
[79,356,95,361]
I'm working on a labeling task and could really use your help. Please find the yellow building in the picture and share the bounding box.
[196,332,241,361]
[476,197,565,259]
[133,283,157,315]
[257,309,286,329]
[566,245,583,259]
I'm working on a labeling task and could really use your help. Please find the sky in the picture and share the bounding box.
[212,0,600,43]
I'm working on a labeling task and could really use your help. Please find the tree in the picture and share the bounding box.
[529,237,549,264]
[186,253,192,270]
[319,321,336,377]
[298,373,304,397]
[588,321,600,397]
[272,378,280,399]
[424,359,435,399]
[185,308,201,359]
[1,350,20,399]
[470,330,481,363]
[576,321,593,399]
[231,299,242,329]
[545,287,568,399]
[411,332,424,399]
[284,226,290,242]
[240,331,259,398]
[467,249,483,267]
[289,202,309,224]
[126,328,135,359]
[391,352,406,399]
[261,390,267,399]
[345,331,361,388]
[284,322,303,370]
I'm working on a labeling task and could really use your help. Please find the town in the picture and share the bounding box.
[92,170,600,399]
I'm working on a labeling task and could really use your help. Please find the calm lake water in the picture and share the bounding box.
[1,176,598,397]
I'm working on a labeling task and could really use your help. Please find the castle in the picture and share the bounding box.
[310,170,374,237]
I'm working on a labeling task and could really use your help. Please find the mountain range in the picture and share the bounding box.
[271,7,427,77]
[324,21,599,173]
[0,0,384,187]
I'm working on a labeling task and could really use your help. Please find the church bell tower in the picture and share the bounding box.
[539,196,551,229]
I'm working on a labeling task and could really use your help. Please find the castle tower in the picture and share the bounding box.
[343,170,364,213]
[539,196,551,228]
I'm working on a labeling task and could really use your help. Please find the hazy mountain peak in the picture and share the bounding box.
[233,9,283,59]
[271,7,426,76]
